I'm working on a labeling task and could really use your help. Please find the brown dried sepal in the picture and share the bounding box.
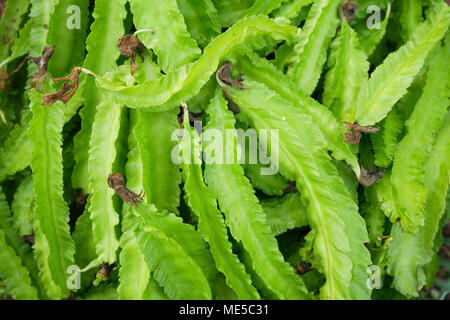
[344,121,379,145]
[359,165,384,187]
[107,173,144,207]
[97,262,115,279]
[75,188,89,206]
[42,67,82,106]
[23,233,35,246]
[189,111,203,125]
[177,106,184,129]
[217,61,244,114]
[339,1,359,23]
[218,61,244,89]
[30,45,55,91]
[118,35,144,75]
[436,266,449,282]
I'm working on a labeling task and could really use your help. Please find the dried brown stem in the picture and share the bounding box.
[217,61,244,114]
[107,173,144,207]
[97,262,115,279]
[339,1,359,23]
[358,165,384,187]
[30,45,55,91]
[217,61,244,89]
[296,260,313,275]
[23,233,35,246]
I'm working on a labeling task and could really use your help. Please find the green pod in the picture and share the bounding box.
[204,90,311,300]
[179,105,260,300]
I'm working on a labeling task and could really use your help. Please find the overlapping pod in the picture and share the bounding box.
[242,0,285,17]
[85,95,123,267]
[272,0,315,20]
[71,205,97,290]
[129,1,191,213]
[361,186,385,247]
[285,0,341,96]
[0,0,89,181]
[119,194,216,301]
[244,163,289,196]
[130,0,201,72]
[133,204,213,300]
[117,107,179,300]
[129,109,182,214]
[120,107,217,300]
[323,19,369,123]
[203,90,312,300]
[370,108,405,168]
[234,55,360,178]
[370,69,426,169]
[72,0,127,192]
[0,0,60,176]
[399,0,423,42]
[211,0,254,27]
